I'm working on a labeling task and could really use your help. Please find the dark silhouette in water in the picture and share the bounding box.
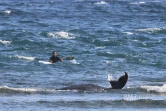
[109,72,128,89]
[58,72,128,91]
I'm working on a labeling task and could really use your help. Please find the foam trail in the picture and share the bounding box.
[15,55,35,60]
[140,84,166,93]
[0,40,12,44]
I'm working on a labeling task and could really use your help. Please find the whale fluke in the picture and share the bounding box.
[109,72,128,89]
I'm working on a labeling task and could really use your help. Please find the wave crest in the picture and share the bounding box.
[140,84,166,93]
[136,27,166,34]
[14,55,35,60]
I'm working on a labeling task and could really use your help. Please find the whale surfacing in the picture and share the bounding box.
[58,72,128,91]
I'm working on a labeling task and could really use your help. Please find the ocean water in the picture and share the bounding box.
[0,0,166,110]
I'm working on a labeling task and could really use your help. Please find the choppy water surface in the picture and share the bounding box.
[0,0,166,110]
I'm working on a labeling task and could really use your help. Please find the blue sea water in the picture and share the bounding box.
[0,0,166,110]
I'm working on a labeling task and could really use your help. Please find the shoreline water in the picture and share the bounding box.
[0,0,166,110]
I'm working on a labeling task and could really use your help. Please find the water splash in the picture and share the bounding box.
[47,31,75,39]
[107,74,114,81]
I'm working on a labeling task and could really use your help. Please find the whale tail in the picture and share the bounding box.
[109,72,128,89]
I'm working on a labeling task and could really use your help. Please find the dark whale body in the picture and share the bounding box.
[58,72,128,91]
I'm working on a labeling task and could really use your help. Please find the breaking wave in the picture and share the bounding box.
[140,84,166,93]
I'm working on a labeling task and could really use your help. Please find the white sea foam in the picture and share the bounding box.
[15,55,35,60]
[106,61,110,64]
[95,1,107,5]
[130,2,145,5]
[69,59,80,64]
[0,40,12,44]
[0,86,67,94]
[140,84,166,93]
[39,61,52,64]
[136,27,165,34]
[106,51,113,54]
[123,32,133,35]
[47,31,75,39]
[1,10,12,14]
[139,2,145,4]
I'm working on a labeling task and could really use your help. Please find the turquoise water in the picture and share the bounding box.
[0,0,166,110]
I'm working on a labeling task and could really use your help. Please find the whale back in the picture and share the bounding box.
[58,84,105,91]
